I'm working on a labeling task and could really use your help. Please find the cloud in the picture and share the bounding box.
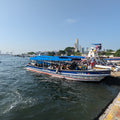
[66,18,77,24]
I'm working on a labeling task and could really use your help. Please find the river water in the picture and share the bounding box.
[0,55,119,120]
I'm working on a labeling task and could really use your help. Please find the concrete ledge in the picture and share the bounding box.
[111,71,120,77]
[99,92,120,120]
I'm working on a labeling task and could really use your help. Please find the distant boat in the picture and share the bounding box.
[26,56,110,82]
[104,58,120,63]
[87,44,120,72]
[104,58,120,71]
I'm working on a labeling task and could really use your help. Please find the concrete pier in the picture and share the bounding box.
[111,71,120,77]
[99,92,120,120]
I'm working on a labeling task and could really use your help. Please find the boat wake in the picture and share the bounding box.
[2,90,22,114]
[2,89,38,115]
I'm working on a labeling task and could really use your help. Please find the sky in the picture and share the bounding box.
[0,0,120,54]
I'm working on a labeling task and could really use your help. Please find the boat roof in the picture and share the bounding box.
[30,56,72,61]
[92,43,101,45]
[60,56,85,59]
[30,55,85,62]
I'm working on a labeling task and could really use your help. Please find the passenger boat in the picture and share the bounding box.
[26,56,111,82]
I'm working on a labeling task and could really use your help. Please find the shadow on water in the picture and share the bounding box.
[102,76,120,86]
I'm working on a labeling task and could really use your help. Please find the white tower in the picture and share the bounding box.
[74,38,80,52]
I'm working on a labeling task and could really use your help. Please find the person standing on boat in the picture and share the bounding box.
[56,65,60,74]
[90,57,94,69]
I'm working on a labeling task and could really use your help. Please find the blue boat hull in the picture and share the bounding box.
[26,65,111,82]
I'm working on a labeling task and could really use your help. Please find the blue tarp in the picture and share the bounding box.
[30,56,72,61]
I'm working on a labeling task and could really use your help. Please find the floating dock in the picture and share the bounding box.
[99,92,120,120]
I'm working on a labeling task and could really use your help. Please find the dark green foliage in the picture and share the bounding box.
[98,51,106,55]
[27,52,35,55]
[106,49,114,52]
[64,47,75,56]
[74,52,81,56]
[58,47,81,56]
[48,51,55,56]
[99,49,114,56]
[114,49,120,57]
[58,50,65,55]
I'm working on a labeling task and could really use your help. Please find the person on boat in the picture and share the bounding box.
[60,64,66,70]
[60,64,63,70]
[56,65,60,74]
[66,64,71,70]
[90,57,94,69]
[70,61,77,70]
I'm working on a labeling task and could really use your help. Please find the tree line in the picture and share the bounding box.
[27,47,81,56]
[48,47,81,56]
[99,49,120,57]
[27,47,120,57]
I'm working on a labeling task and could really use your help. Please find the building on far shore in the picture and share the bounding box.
[82,47,84,54]
[73,39,90,56]
[74,38,81,52]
